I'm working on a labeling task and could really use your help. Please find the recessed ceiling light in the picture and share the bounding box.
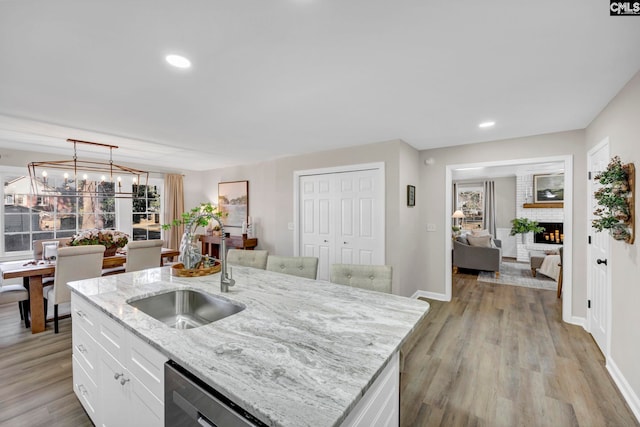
[478,121,495,128]
[165,54,191,69]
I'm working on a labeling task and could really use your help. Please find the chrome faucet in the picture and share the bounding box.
[211,217,235,292]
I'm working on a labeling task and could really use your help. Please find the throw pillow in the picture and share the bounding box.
[470,229,491,237]
[456,236,469,245]
[467,235,492,248]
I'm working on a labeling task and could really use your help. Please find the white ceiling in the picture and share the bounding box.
[1,0,639,171]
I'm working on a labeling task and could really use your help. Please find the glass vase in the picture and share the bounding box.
[178,232,202,269]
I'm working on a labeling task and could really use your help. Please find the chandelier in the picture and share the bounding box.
[28,139,149,198]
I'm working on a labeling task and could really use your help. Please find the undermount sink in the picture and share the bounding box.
[128,289,245,329]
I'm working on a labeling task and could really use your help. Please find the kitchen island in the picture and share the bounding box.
[67,266,430,427]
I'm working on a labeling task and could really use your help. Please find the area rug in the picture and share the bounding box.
[477,262,557,290]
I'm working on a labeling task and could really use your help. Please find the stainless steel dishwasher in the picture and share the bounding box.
[165,360,268,427]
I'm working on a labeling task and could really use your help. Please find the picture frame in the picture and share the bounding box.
[534,174,564,203]
[407,185,416,207]
[42,240,59,262]
[218,180,249,228]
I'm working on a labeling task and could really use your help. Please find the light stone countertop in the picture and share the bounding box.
[67,266,430,427]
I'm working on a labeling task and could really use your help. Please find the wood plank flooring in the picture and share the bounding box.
[400,271,639,427]
[0,271,637,427]
[0,305,91,427]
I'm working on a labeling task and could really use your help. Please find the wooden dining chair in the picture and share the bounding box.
[125,239,164,273]
[43,245,105,333]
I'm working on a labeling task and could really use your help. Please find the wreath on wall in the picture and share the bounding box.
[592,156,635,244]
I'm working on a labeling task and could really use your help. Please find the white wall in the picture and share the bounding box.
[418,130,587,316]
[586,70,640,418]
[184,139,423,297]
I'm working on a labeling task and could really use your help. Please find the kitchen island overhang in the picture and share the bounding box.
[68,266,430,427]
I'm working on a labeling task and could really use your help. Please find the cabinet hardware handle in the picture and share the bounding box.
[114,372,124,380]
[323,240,329,243]
[343,241,348,244]
[78,384,87,395]
[597,258,608,265]
[75,310,85,318]
[77,344,87,353]
[120,377,130,386]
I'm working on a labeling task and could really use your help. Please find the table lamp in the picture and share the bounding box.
[452,210,466,227]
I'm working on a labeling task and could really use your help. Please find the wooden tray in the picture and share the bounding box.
[171,261,221,277]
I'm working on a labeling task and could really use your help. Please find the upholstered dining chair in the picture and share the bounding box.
[266,256,319,280]
[0,279,30,328]
[43,245,105,333]
[125,239,164,273]
[330,264,393,294]
[226,249,269,270]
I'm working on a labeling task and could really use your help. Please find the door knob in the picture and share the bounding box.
[597,258,608,265]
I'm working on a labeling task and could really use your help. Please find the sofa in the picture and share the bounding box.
[453,234,502,276]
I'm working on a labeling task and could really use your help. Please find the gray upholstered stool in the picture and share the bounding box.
[529,250,546,277]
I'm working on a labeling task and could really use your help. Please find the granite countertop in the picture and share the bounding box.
[67,266,430,427]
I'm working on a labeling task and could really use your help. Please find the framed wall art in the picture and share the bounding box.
[218,180,248,228]
[534,174,564,203]
[407,185,416,207]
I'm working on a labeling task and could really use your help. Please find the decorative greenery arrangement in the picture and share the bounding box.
[510,218,545,237]
[70,229,129,249]
[161,202,226,234]
[592,156,635,243]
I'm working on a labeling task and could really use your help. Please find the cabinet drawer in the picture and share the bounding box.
[127,333,168,401]
[98,310,126,361]
[71,293,101,335]
[72,355,99,424]
[72,323,99,380]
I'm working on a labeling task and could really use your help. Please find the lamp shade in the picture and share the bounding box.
[452,210,466,219]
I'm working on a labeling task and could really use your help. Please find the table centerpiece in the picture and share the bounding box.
[69,229,129,257]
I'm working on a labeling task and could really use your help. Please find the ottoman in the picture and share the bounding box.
[529,250,546,277]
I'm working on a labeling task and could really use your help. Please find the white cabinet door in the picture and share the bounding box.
[299,166,385,281]
[99,351,130,427]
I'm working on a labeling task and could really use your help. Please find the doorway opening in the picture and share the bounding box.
[446,155,574,324]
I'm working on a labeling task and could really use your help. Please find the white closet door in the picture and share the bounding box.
[299,174,335,281]
[335,170,383,266]
[298,166,384,281]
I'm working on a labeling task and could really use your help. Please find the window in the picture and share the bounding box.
[456,184,484,230]
[1,169,163,256]
[132,183,162,241]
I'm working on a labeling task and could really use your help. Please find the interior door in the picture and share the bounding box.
[588,140,611,355]
[298,166,384,281]
[335,170,384,266]
[299,174,335,281]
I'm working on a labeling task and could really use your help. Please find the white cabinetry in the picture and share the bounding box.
[341,352,399,427]
[71,293,167,426]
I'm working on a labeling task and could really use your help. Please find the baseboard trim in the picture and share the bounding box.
[607,357,640,424]
[567,316,586,330]
[411,290,448,301]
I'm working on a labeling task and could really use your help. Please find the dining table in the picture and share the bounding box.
[0,247,179,334]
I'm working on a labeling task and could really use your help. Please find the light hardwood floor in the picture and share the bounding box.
[400,270,639,427]
[0,272,637,427]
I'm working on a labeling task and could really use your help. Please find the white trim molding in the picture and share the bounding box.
[411,290,448,301]
[607,357,640,423]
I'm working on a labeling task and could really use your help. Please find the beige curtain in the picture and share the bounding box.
[164,174,184,250]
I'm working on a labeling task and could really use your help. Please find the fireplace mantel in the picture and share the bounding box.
[523,203,564,209]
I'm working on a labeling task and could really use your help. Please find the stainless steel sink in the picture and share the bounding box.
[128,289,245,329]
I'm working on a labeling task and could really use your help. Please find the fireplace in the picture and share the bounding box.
[534,222,564,245]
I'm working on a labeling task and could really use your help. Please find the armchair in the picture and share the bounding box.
[453,236,502,277]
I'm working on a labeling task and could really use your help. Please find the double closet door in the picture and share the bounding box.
[298,166,385,281]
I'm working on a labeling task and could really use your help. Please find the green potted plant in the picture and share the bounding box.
[510,218,545,243]
[162,202,226,269]
[592,156,633,242]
